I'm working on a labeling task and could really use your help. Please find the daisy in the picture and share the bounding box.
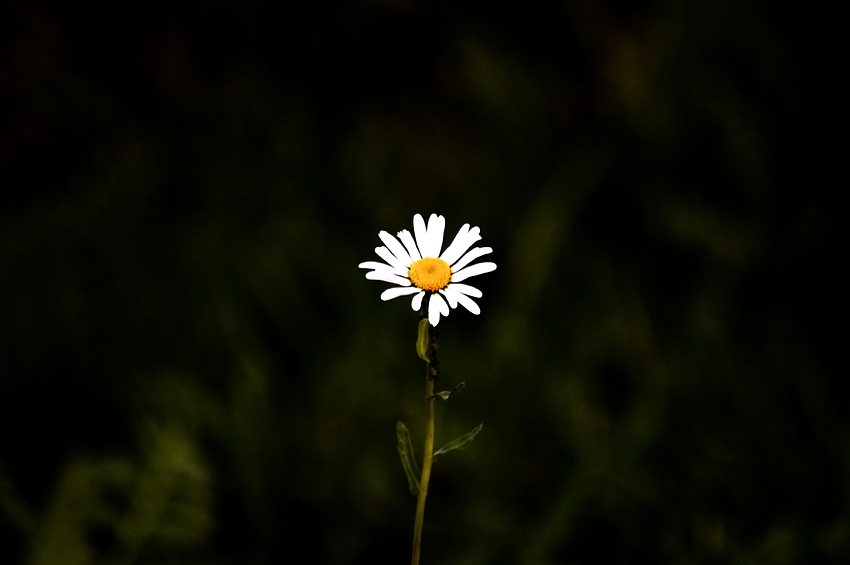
[359,214,497,326]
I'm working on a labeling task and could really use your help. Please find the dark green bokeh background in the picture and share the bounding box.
[1,1,841,564]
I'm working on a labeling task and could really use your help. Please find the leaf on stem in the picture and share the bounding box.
[431,382,466,402]
[396,421,420,497]
[416,318,430,362]
[434,423,483,461]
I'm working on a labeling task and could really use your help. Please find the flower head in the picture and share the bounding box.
[359,214,497,326]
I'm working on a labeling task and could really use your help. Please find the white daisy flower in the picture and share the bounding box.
[359,213,497,326]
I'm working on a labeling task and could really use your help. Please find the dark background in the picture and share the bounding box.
[0,1,842,564]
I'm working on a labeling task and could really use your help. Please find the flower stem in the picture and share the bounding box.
[411,323,438,565]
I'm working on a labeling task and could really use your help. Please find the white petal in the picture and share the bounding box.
[448,227,481,264]
[411,290,425,311]
[441,289,458,308]
[453,291,481,315]
[423,214,445,257]
[451,246,492,272]
[358,261,393,271]
[446,283,482,298]
[428,293,449,326]
[439,224,478,266]
[451,261,497,282]
[378,231,412,266]
[413,214,429,258]
[381,286,421,301]
[375,246,409,274]
[397,229,422,261]
[434,293,450,316]
[366,270,411,286]
[361,263,403,280]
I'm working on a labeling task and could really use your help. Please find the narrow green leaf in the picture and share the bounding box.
[431,382,466,402]
[396,421,420,497]
[416,319,430,362]
[434,423,483,460]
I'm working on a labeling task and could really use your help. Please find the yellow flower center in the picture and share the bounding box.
[408,257,451,291]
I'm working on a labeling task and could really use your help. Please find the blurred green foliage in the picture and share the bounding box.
[0,0,841,564]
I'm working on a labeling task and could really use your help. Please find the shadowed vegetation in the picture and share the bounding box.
[0,1,840,563]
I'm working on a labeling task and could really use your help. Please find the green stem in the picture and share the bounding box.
[411,323,438,565]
